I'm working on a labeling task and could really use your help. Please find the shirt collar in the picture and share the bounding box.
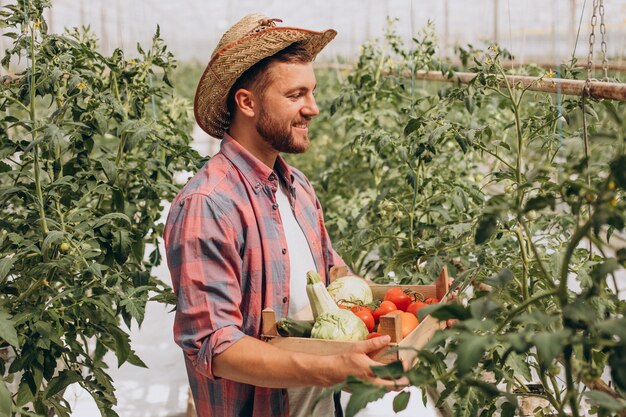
[220,133,295,194]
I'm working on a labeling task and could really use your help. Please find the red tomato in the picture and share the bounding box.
[351,306,375,332]
[384,287,411,311]
[424,297,440,304]
[406,300,428,317]
[367,332,382,339]
[399,312,419,338]
[372,300,397,322]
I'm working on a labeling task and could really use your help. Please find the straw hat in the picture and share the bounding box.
[194,13,337,138]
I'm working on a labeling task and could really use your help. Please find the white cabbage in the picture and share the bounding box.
[326,276,373,306]
[310,309,369,341]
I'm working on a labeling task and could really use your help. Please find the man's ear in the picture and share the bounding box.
[233,88,255,118]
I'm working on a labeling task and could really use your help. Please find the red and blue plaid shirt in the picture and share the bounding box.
[164,134,344,417]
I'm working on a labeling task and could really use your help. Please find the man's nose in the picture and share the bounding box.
[302,94,319,117]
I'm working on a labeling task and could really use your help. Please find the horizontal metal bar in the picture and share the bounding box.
[411,70,626,102]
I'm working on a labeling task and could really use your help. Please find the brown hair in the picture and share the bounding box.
[226,41,313,117]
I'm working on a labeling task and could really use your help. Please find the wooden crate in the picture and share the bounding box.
[261,266,450,365]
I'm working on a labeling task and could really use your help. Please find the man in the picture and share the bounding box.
[164,13,398,417]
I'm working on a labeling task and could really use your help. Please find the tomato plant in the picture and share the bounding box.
[0,1,199,416]
[294,19,626,417]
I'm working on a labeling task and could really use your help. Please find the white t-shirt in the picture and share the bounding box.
[275,181,335,417]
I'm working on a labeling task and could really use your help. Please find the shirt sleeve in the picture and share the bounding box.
[165,193,246,380]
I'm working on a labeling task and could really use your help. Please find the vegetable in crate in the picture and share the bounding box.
[275,318,314,338]
[306,271,369,341]
[326,275,373,306]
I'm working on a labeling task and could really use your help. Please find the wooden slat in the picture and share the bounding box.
[264,334,399,364]
[379,314,402,343]
[261,309,278,336]
[398,315,445,366]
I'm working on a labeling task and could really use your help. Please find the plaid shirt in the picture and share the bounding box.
[164,134,344,417]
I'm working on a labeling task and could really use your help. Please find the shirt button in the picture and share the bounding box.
[269,174,276,181]
[179,200,184,207]
[272,204,278,210]
[282,296,288,303]
[281,248,287,254]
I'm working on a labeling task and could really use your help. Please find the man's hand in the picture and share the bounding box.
[331,335,409,389]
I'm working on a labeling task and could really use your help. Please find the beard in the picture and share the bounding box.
[255,106,310,154]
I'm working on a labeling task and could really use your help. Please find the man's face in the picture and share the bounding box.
[254,61,319,154]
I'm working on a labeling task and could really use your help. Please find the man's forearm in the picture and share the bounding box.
[212,336,337,388]
[212,334,393,388]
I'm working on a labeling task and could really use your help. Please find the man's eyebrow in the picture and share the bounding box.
[285,84,317,94]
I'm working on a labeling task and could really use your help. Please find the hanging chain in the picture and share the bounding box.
[598,0,609,80]
[586,0,598,82]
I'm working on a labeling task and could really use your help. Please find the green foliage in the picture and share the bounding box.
[0,1,199,415]
[298,19,626,417]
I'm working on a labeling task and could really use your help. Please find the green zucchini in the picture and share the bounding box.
[276,318,314,338]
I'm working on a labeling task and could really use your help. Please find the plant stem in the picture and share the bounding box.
[558,220,592,305]
[496,289,558,332]
[520,220,554,288]
[28,24,49,235]
[563,345,580,417]
[514,227,530,301]
[409,159,421,248]
[536,371,564,415]
[496,65,524,193]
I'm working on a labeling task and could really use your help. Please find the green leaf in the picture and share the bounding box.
[120,290,146,325]
[98,158,117,184]
[418,303,471,321]
[533,330,571,371]
[595,318,626,341]
[469,298,500,319]
[591,258,620,282]
[343,377,387,417]
[15,376,34,407]
[403,117,422,136]
[0,380,11,417]
[113,229,131,264]
[608,350,626,391]
[370,360,404,379]
[109,328,131,367]
[0,257,15,284]
[501,401,517,417]
[610,155,626,189]
[42,230,66,255]
[484,268,514,287]
[93,213,131,229]
[392,391,410,412]
[456,335,492,375]
[44,370,82,399]
[0,310,19,348]
[584,390,626,412]
[523,194,555,212]
[505,352,532,382]
[601,100,622,126]
[475,214,498,244]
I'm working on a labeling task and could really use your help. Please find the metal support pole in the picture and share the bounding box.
[444,0,450,58]
[410,70,626,101]
[493,0,499,44]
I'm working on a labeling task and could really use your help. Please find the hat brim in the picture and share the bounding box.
[194,27,337,138]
